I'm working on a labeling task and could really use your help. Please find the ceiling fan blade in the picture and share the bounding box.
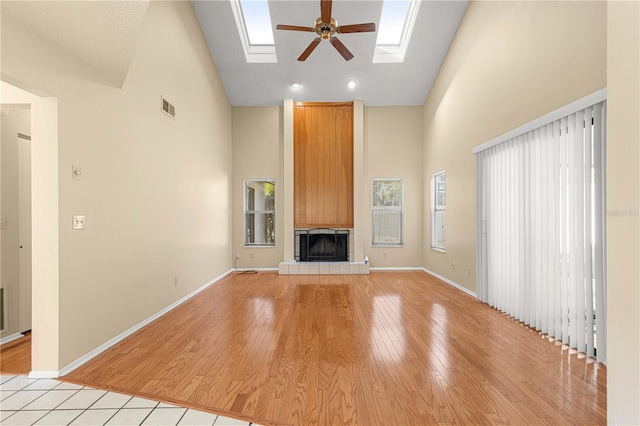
[276,24,315,32]
[330,37,354,61]
[298,37,322,61]
[321,0,332,24]
[337,23,376,34]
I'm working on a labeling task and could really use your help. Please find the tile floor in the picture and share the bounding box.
[0,375,258,426]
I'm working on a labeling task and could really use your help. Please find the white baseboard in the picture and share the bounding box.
[421,267,477,298]
[28,370,59,379]
[235,267,278,272]
[58,269,233,377]
[0,332,24,345]
[370,266,424,271]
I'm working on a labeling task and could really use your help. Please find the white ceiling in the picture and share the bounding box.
[1,0,467,106]
[1,0,149,88]
[194,0,469,106]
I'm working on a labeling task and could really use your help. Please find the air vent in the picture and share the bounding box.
[161,96,176,119]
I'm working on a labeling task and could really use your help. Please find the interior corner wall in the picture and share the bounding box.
[421,1,606,293]
[606,1,640,423]
[364,106,423,267]
[2,1,232,369]
[232,107,284,268]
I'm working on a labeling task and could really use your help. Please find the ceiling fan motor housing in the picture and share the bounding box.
[315,17,337,39]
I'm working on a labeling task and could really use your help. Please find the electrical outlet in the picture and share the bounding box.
[249,253,254,259]
[383,252,387,258]
[174,276,179,286]
[236,253,240,259]
[0,216,5,229]
[467,267,471,276]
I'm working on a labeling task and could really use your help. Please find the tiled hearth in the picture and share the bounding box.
[278,261,369,275]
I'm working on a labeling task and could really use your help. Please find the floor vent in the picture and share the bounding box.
[161,96,176,119]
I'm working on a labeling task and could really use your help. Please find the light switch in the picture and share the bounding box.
[73,215,85,230]
[0,216,5,229]
[72,165,82,180]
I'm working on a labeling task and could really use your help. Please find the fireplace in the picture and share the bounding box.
[295,229,349,262]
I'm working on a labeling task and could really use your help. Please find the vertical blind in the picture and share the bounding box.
[475,95,606,363]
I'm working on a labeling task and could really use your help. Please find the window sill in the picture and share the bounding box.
[431,246,446,253]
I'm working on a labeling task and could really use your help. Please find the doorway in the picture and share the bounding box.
[0,105,32,373]
[1,80,59,377]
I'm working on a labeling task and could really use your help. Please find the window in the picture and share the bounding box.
[474,94,607,362]
[372,178,403,246]
[373,0,421,63]
[230,0,277,63]
[430,171,446,251]
[244,179,275,246]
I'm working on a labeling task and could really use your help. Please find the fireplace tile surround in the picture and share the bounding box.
[278,261,370,275]
[280,227,369,275]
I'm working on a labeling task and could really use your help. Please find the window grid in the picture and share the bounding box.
[244,179,275,246]
[431,171,446,251]
[372,178,403,246]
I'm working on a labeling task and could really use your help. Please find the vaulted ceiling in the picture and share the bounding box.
[2,0,149,88]
[194,0,468,106]
[1,0,468,107]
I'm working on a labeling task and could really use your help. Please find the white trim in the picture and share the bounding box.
[58,269,233,377]
[373,0,421,63]
[371,177,404,246]
[229,0,277,63]
[421,268,477,298]
[0,332,24,345]
[244,178,276,247]
[235,267,278,272]
[28,370,59,379]
[430,170,446,251]
[370,266,424,271]
[472,88,607,154]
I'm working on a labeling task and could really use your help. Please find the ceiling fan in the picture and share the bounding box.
[275,0,376,61]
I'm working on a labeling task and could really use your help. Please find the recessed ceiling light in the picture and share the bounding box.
[290,81,302,89]
[347,79,356,89]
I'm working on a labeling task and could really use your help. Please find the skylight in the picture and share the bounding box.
[376,0,410,45]
[230,0,277,63]
[239,0,274,45]
[374,0,421,63]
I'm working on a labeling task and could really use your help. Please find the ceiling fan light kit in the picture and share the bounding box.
[276,0,376,62]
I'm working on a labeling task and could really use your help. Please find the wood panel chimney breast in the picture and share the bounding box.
[294,102,354,228]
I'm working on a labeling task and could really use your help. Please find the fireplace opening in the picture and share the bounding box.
[296,229,348,262]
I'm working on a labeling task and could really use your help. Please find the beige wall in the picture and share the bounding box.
[232,105,423,268]
[607,1,640,423]
[2,2,232,369]
[364,107,423,267]
[422,1,606,292]
[232,107,284,268]
[1,108,31,337]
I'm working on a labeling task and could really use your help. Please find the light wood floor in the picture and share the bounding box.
[0,331,31,375]
[62,271,606,425]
